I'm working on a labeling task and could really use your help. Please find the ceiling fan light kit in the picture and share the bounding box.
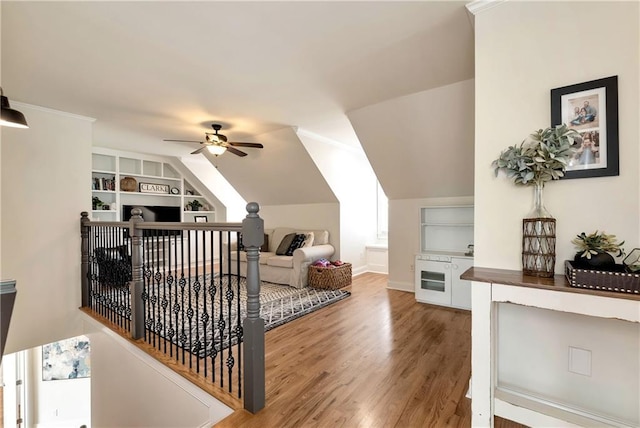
[164,123,264,157]
[207,145,227,156]
[0,87,29,129]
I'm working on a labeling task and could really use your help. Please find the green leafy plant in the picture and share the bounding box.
[492,124,579,186]
[572,231,625,259]
[187,199,203,210]
[92,196,103,209]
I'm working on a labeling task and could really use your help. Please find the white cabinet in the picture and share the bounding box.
[451,257,473,309]
[415,254,473,310]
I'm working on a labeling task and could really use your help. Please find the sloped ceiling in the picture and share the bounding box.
[348,79,475,200]
[1,1,474,205]
[204,127,337,206]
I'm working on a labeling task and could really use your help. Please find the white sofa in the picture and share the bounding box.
[225,227,335,288]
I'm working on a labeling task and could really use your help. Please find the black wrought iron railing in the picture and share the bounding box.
[80,203,265,413]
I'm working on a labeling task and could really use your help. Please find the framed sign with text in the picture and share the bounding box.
[139,182,170,194]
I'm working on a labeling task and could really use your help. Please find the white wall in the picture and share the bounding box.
[30,345,91,428]
[259,203,340,259]
[497,304,639,425]
[473,1,639,422]
[297,130,377,273]
[475,1,639,271]
[348,79,475,200]
[179,155,245,222]
[388,196,473,291]
[1,103,94,353]
[84,317,232,428]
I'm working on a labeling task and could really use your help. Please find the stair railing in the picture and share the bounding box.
[80,202,265,413]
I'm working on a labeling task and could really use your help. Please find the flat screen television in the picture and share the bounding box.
[122,205,181,236]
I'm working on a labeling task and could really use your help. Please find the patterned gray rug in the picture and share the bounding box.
[143,275,350,357]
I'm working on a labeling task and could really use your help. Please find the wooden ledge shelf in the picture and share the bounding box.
[461,266,640,301]
[468,266,640,428]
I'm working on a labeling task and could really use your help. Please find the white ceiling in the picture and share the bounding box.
[1,1,474,157]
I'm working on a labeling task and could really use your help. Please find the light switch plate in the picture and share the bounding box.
[568,346,592,376]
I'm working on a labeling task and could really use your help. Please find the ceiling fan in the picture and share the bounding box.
[164,124,264,157]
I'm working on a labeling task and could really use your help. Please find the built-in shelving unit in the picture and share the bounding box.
[415,205,475,310]
[420,205,474,253]
[91,150,216,222]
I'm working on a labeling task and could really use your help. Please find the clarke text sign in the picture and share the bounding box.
[139,182,170,194]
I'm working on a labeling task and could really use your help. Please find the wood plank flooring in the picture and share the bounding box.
[214,272,526,428]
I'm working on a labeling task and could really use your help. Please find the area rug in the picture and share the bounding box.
[143,275,350,357]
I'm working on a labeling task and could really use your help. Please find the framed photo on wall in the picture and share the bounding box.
[194,215,208,223]
[551,75,619,179]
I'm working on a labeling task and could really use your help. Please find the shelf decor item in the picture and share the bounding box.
[623,248,640,273]
[492,124,579,277]
[186,199,202,211]
[120,176,137,192]
[92,196,103,210]
[565,260,640,295]
[571,230,625,270]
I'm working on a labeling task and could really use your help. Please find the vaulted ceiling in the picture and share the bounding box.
[2,1,474,201]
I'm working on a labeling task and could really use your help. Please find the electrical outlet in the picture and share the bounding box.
[568,346,591,376]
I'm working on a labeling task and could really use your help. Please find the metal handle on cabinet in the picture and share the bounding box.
[452,264,458,270]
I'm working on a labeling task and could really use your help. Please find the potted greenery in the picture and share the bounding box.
[492,124,579,218]
[492,124,579,277]
[92,196,104,210]
[572,230,625,269]
[187,199,203,212]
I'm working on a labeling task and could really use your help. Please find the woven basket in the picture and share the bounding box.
[565,260,640,295]
[120,176,137,192]
[308,263,352,290]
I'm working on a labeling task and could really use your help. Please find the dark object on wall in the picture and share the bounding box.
[551,76,619,179]
[0,280,17,361]
[0,87,28,128]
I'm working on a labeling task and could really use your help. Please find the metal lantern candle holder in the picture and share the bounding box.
[522,217,556,277]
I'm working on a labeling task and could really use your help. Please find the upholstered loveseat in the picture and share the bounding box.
[225,227,335,288]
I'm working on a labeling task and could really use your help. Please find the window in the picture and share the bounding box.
[377,181,388,241]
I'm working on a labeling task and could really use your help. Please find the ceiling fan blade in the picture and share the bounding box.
[164,139,205,144]
[228,142,264,148]
[225,146,248,157]
[191,146,208,155]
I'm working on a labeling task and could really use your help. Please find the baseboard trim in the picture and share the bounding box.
[386,281,414,293]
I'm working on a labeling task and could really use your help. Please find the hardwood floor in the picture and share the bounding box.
[214,272,526,428]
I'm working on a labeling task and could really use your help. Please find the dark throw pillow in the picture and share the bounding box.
[261,234,270,252]
[285,234,306,256]
[275,233,297,255]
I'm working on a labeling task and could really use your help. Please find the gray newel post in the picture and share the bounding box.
[129,208,145,340]
[80,212,90,308]
[242,202,265,413]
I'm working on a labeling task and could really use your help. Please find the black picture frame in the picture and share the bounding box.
[551,75,618,179]
[194,215,207,223]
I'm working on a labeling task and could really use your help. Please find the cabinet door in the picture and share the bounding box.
[451,258,474,310]
[415,260,452,306]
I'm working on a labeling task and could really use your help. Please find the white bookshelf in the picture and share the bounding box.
[91,150,216,222]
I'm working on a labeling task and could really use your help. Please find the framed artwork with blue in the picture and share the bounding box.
[42,335,91,381]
